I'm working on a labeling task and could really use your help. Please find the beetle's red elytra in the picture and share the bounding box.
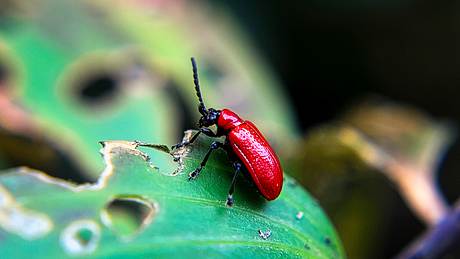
[140,57,283,206]
[219,109,283,200]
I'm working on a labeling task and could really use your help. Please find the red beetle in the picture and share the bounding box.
[168,58,283,206]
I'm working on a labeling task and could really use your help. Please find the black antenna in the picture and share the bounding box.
[191,57,207,115]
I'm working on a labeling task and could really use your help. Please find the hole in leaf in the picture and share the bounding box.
[60,220,100,255]
[137,142,183,176]
[76,228,93,246]
[101,196,156,240]
[76,72,119,105]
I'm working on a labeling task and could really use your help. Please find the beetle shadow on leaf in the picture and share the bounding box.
[232,169,267,210]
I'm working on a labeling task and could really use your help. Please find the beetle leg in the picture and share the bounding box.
[189,141,224,180]
[171,130,201,150]
[171,128,219,149]
[226,161,242,207]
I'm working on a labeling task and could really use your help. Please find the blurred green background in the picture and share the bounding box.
[0,0,459,258]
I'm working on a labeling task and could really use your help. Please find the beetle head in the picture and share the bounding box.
[198,108,220,127]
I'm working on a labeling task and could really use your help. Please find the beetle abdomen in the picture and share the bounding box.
[228,121,283,200]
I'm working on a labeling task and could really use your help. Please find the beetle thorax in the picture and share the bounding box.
[217,109,244,131]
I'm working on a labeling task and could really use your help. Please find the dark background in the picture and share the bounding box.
[216,0,460,257]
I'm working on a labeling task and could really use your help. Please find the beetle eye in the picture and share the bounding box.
[76,72,119,105]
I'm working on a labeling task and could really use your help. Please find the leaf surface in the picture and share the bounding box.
[0,133,343,258]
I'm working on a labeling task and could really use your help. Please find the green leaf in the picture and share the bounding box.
[0,132,343,258]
